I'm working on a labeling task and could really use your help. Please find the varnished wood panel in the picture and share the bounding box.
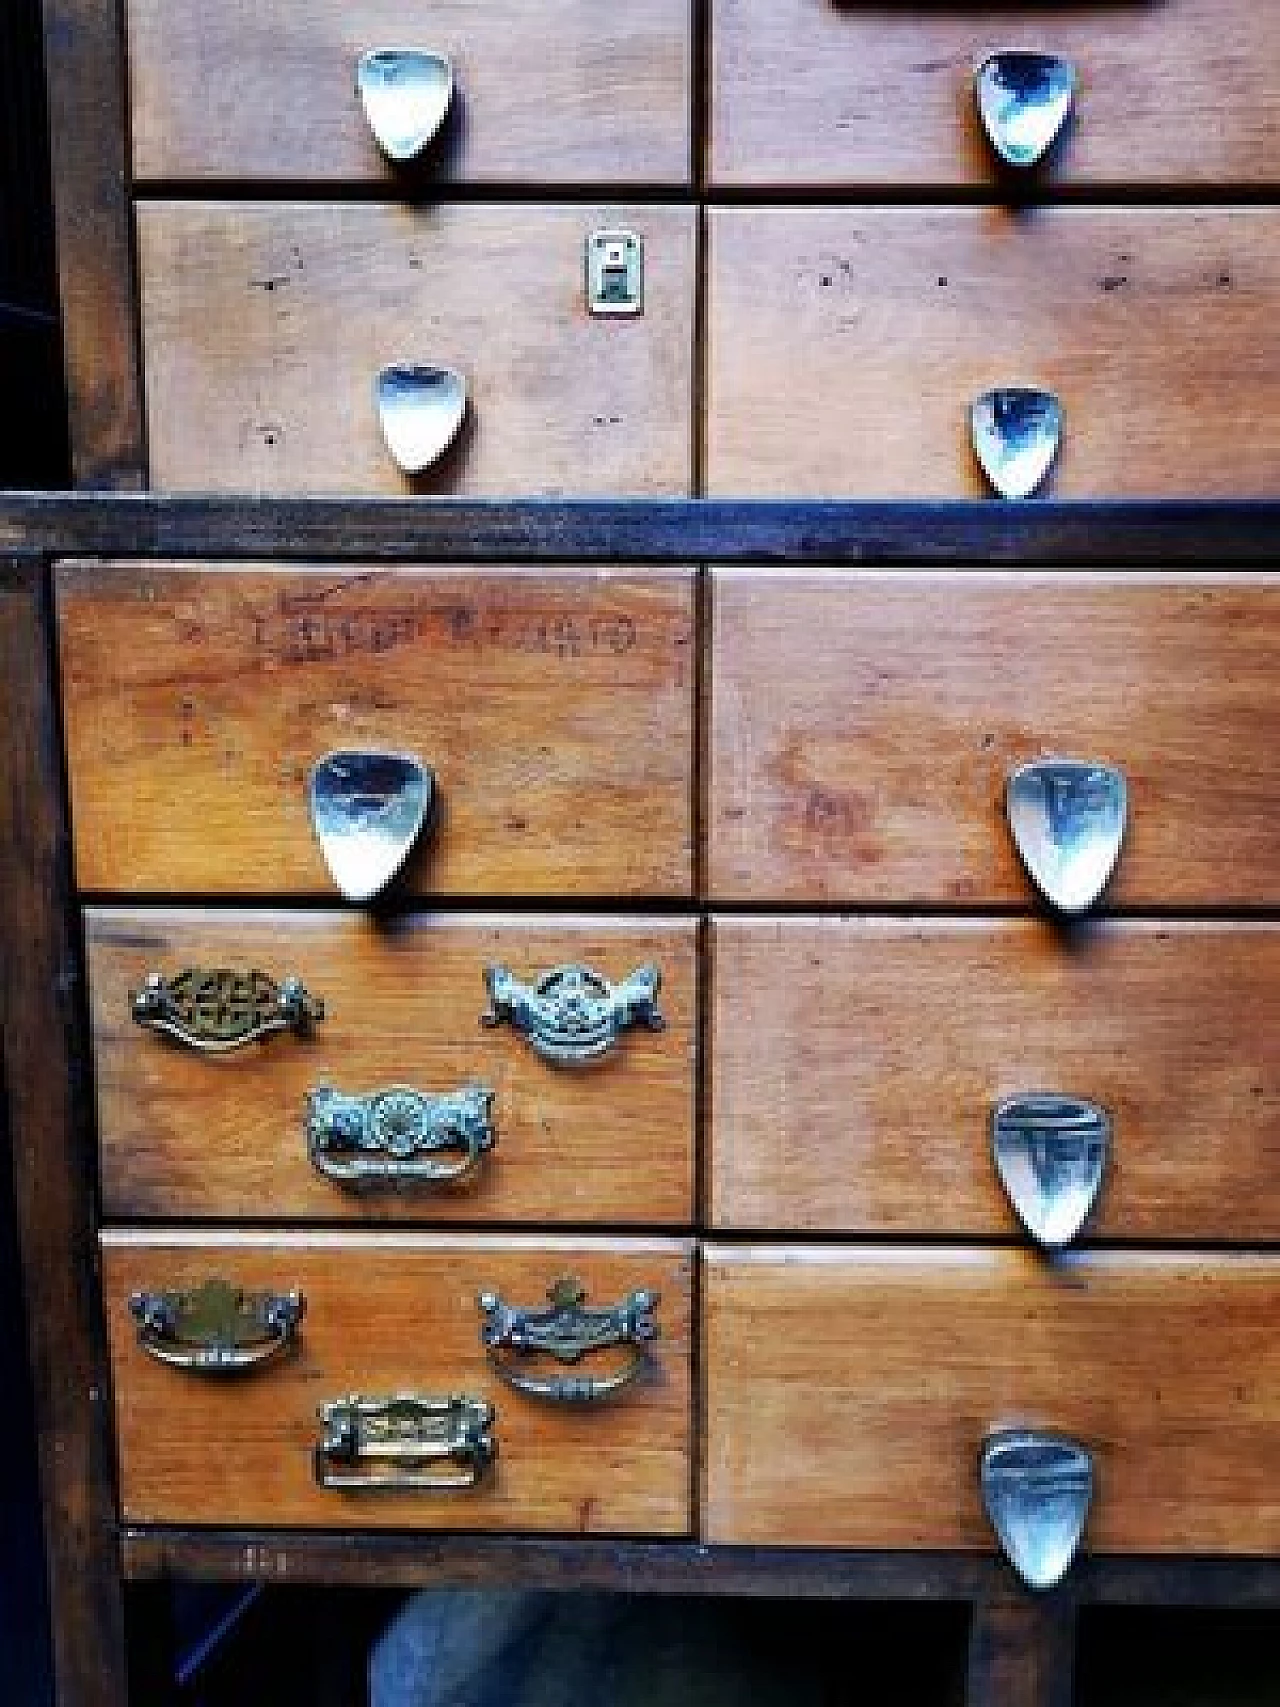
[704,1247,1280,1552]
[89,910,696,1224]
[711,1,1280,187]
[138,203,695,496]
[707,208,1280,497]
[57,563,695,896]
[711,919,1280,1239]
[129,0,691,184]
[103,1232,692,1532]
[709,571,1280,904]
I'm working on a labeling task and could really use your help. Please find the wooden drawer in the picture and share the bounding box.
[711,1,1280,187]
[57,563,695,897]
[704,1247,1280,1552]
[711,919,1280,1240]
[89,910,696,1225]
[706,207,1280,497]
[137,202,695,495]
[104,1233,692,1531]
[709,571,1280,905]
[128,0,691,185]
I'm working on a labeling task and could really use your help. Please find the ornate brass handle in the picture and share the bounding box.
[481,962,664,1066]
[131,969,324,1053]
[478,1276,659,1403]
[307,1084,496,1188]
[316,1393,496,1491]
[128,1278,305,1373]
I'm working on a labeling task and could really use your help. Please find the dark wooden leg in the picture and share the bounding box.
[0,555,130,1707]
[965,1595,1076,1707]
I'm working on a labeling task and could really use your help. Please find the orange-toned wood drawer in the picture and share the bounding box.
[104,1232,692,1532]
[711,918,1280,1240]
[128,0,691,185]
[704,1247,1280,1552]
[711,1,1280,187]
[57,563,695,896]
[706,208,1280,497]
[137,202,695,496]
[89,910,696,1225]
[709,571,1280,905]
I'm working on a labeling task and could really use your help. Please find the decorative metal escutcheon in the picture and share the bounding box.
[587,230,644,317]
[316,1393,496,1491]
[376,364,468,475]
[307,1083,496,1189]
[1006,758,1128,915]
[481,963,664,1067]
[478,1276,660,1403]
[992,1094,1111,1250]
[971,387,1062,500]
[131,968,324,1053]
[975,51,1076,169]
[981,1429,1095,1591]
[356,49,454,163]
[128,1278,305,1374]
[308,749,435,903]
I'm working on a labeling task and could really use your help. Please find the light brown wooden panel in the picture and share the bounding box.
[138,203,695,495]
[709,571,1280,904]
[711,918,1280,1239]
[104,1232,692,1531]
[90,910,696,1224]
[711,1,1280,186]
[706,207,1280,497]
[704,1247,1280,1552]
[129,0,691,184]
[57,563,694,895]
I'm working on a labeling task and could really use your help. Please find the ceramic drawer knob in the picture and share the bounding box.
[131,968,324,1052]
[376,363,468,475]
[971,387,1062,499]
[357,50,454,163]
[976,52,1076,168]
[478,1275,660,1403]
[128,1278,305,1374]
[481,962,665,1066]
[307,750,434,903]
[992,1095,1111,1249]
[306,1084,497,1189]
[315,1394,496,1491]
[1006,758,1128,915]
[981,1429,1094,1590]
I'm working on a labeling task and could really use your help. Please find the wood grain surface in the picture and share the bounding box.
[103,1231,692,1532]
[711,918,1280,1239]
[704,1246,1280,1552]
[89,910,696,1224]
[706,208,1280,497]
[711,1,1280,186]
[57,563,695,896]
[128,0,691,184]
[137,202,696,495]
[709,571,1280,904]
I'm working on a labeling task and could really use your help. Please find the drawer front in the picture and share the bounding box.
[91,910,696,1225]
[711,919,1280,1240]
[57,563,695,896]
[128,0,691,184]
[704,1247,1280,1552]
[138,203,695,495]
[709,571,1280,905]
[707,207,1280,497]
[712,1,1280,187]
[104,1232,692,1531]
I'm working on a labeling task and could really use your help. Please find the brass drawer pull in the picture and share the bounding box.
[131,968,324,1053]
[975,51,1076,169]
[128,1278,305,1374]
[307,1084,496,1188]
[478,1275,659,1403]
[971,387,1062,500]
[481,962,664,1066]
[981,1429,1094,1591]
[356,50,454,164]
[376,364,468,476]
[308,749,434,903]
[1006,758,1128,914]
[316,1394,496,1491]
[992,1094,1110,1250]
